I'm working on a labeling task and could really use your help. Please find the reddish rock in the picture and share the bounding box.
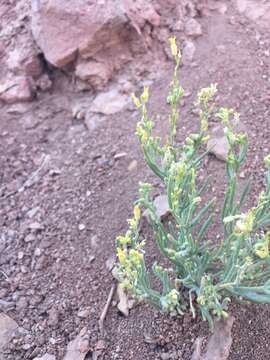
[7,42,43,78]
[31,0,160,88]
[0,77,34,104]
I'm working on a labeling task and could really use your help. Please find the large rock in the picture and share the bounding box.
[31,0,160,65]
[31,0,160,89]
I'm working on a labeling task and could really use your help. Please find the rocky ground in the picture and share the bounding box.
[1,0,270,359]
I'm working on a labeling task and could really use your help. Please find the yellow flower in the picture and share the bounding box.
[202,135,210,143]
[131,93,141,108]
[141,130,148,144]
[140,86,149,103]
[134,205,141,222]
[197,295,205,306]
[116,235,131,246]
[254,243,269,259]
[129,249,143,266]
[201,118,208,132]
[234,210,254,235]
[254,233,270,259]
[197,84,217,106]
[169,36,178,57]
[117,247,126,264]
[168,289,179,302]
[127,218,136,229]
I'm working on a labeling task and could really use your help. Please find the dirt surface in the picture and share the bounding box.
[1,1,270,360]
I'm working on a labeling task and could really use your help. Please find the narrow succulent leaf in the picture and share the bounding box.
[198,214,214,240]
[190,198,215,228]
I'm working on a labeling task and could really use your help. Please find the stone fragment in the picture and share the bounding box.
[77,309,90,319]
[185,18,202,38]
[127,160,138,172]
[63,327,90,360]
[0,314,18,355]
[117,285,134,317]
[207,136,229,162]
[182,40,196,65]
[90,89,129,115]
[7,44,43,78]
[192,316,234,360]
[0,77,34,104]
[36,74,53,92]
[47,307,59,328]
[143,194,171,223]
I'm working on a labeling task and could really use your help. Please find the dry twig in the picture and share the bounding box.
[98,283,116,336]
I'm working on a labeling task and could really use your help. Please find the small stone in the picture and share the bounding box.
[36,74,53,92]
[47,308,59,328]
[106,255,116,272]
[0,314,18,353]
[185,18,202,38]
[72,103,86,120]
[78,224,86,231]
[63,327,89,359]
[79,338,90,353]
[144,195,170,222]
[20,266,28,274]
[84,113,104,131]
[18,251,24,260]
[22,343,32,351]
[35,255,46,270]
[239,171,246,179]
[77,309,90,318]
[90,89,129,115]
[114,152,127,160]
[207,136,229,161]
[27,207,40,219]
[160,352,174,360]
[117,285,129,317]
[90,235,98,249]
[0,288,8,299]
[28,222,43,232]
[182,40,196,65]
[34,248,42,257]
[29,295,43,306]
[127,160,138,172]
[49,337,56,345]
[95,339,106,351]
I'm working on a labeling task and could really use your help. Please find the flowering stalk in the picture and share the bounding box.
[116,37,270,329]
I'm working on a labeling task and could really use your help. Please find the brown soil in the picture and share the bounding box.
[1,2,270,360]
